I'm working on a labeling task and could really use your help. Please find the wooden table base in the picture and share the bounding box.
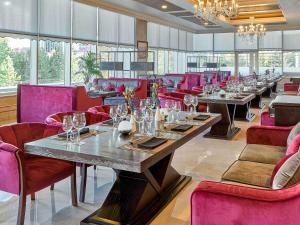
[81,152,191,225]
[204,103,241,140]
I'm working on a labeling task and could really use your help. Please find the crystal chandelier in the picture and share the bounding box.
[237,17,266,42]
[193,0,239,22]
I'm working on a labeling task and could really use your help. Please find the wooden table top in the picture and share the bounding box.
[272,95,300,107]
[25,113,221,173]
[242,87,267,95]
[198,93,255,105]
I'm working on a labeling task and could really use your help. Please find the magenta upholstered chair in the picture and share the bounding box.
[284,83,299,92]
[87,105,111,121]
[261,111,275,126]
[0,123,77,225]
[45,111,107,202]
[191,125,300,225]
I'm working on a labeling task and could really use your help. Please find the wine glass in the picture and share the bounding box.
[109,106,118,127]
[190,96,199,114]
[73,112,86,145]
[121,103,128,120]
[144,108,154,135]
[145,97,153,109]
[165,100,174,122]
[133,108,144,134]
[62,115,73,143]
[173,101,181,121]
[183,95,191,114]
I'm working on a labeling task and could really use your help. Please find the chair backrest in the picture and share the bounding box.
[18,84,77,123]
[0,123,55,150]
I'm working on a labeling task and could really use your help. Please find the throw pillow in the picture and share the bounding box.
[272,151,300,189]
[287,122,300,146]
[116,84,125,94]
[104,83,115,92]
[286,134,300,155]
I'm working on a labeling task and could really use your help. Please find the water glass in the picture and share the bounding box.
[133,108,144,134]
[62,115,73,143]
[173,101,181,121]
[183,95,191,113]
[73,112,86,145]
[144,108,154,135]
[165,100,174,122]
[190,95,199,114]
[109,106,118,127]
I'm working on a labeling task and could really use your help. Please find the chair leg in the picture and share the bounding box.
[50,184,54,191]
[79,164,88,203]
[17,193,26,225]
[71,172,78,207]
[30,193,35,201]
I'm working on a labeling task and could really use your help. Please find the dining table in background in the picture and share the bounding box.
[198,93,255,140]
[25,113,221,225]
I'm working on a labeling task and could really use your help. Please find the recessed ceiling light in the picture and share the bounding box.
[204,22,209,26]
[161,5,168,9]
[3,1,11,6]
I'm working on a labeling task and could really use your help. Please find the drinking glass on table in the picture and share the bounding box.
[109,106,118,127]
[144,108,154,135]
[173,101,181,121]
[190,95,199,114]
[73,112,86,145]
[121,103,128,120]
[62,115,73,143]
[145,97,153,109]
[165,100,174,122]
[133,108,144,134]
[183,95,192,114]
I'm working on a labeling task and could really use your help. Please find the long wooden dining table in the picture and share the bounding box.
[25,113,221,225]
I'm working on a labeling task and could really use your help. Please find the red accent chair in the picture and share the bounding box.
[45,111,107,202]
[191,125,300,225]
[0,123,77,225]
[261,111,275,126]
[17,84,103,123]
[284,83,299,92]
[87,105,111,121]
[93,78,148,99]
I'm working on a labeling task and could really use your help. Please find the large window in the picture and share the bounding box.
[0,37,31,89]
[71,42,97,84]
[283,52,300,74]
[168,51,178,73]
[214,53,235,74]
[259,51,282,75]
[157,50,166,75]
[38,40,66,85]
[98,44,118,78]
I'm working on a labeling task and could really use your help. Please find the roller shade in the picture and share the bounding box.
[283,30,300,50]
[72,1,97,41]
[147,22,159,47]
[193,34,213,51]
[98,8,118,43]
[170,28,179,50]
[119,14,135,45]
[179,30,187,50]
[235,33,257,50]
[214,33,234,51]
[187,32,194,51]
[159,25,170,48]
[259,31,282,49]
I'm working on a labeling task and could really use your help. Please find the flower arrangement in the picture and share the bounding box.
[123,88,139,113]
[152,81,160,108]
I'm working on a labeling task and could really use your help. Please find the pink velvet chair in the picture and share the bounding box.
[284,83,299,92]
[0,123,77,225]
[87,105,111,116]
[45,111,108,202]
[261,111,275,126]
[191,125,300,225]
[17,84,103,123]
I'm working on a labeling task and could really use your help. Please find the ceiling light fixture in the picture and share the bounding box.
[3,1,11,6]
[193,0,239,23]
[237,17,266,43]
[161,5,168,9]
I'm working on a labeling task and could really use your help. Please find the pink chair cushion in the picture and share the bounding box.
[104,83,115,91]
[286,134,300,155]
[25,156,73,194]
[116,84,125,94]
[261,111,275,126]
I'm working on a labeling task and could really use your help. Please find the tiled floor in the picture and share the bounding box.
[0,111,262,225]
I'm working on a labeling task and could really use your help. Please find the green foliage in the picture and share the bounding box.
[76,52,102,84]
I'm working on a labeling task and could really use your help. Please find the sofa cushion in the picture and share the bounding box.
[272,151,300,190]
[103,83,115,92]
[222,160,275,188]
[239,144,286,164]
[116,84,125,94]
[287,122,300,146]
[286,134,300,155]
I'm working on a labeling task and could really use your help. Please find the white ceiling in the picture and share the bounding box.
[79,0,300,33]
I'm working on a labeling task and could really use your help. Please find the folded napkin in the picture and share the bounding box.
[193,114,210,121]
[171,124,193,132]
[102,120,113,125]
[137,137,167,149]
[58,127,90,138]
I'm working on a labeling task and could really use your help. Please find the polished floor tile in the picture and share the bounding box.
[0,109,263,225]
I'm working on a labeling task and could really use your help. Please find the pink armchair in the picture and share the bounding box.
[0,123,77,225]
[191,125,300,225]
[17,84,103,123]
[284,83,299,92]
[45,111,107,202]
